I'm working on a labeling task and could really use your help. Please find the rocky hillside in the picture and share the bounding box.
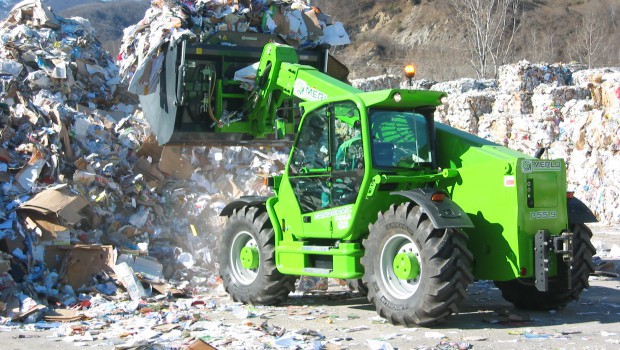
[2,0,618,80]
[314,0,620,80]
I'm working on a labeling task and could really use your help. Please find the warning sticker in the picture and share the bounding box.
[504,175,516,187]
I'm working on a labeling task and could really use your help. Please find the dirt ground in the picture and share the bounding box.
[0,223,619,350]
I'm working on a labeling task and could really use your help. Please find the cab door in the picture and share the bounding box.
[331,101,364,237]
[287,104,333,238]
[282,101,364,239]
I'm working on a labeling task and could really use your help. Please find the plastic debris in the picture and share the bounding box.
[367,338,395,350]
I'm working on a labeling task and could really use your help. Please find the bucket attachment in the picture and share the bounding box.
[139,32,349,146]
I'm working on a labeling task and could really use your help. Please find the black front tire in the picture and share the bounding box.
[218,206,295,305]
[494,223,596,310]
[362,203,473,326]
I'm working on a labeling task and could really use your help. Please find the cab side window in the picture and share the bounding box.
[289,106,330,213]
[332,102,363,206]
[290,106,329,174]
[288,102,363,213]
[334,103,363,171]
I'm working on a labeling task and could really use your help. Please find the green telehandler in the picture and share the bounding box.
[139,33,597,326]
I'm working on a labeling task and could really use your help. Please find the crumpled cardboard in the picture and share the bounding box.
[272,7,291,37]
[187,339,218,350]
[5,0,61,29]
[17,187,90,240]
[44,245,116,289]
[302,9,323,40]
[43,308,84,322]
[157,146,195,180]
[136,133,163,163]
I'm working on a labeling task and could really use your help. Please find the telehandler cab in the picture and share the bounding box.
[140,34,597,326]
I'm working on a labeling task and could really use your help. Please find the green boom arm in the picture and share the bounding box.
[248,43,361,138]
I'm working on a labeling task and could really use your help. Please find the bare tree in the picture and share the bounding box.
[525,23,556,64]
[607,1,618,30]
[449,0,522,79]
[601,0,619,66]
[567,11,608,68]
[526,26,541,63]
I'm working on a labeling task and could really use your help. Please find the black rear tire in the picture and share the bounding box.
[494,223,596,310]
[218,206,295,305]
[362,203,473,326]
[347,279,369,297]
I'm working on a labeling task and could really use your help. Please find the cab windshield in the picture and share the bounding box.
[369,109,431,169]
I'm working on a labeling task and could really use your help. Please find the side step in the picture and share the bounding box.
[303,268,332,274]
[302,246,331,251]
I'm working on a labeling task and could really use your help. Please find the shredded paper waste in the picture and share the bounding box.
[0,0,619,349]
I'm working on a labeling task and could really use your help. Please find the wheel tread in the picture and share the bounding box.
[494,223,596,310]
[218,205,295,306]
[362,202,473,326]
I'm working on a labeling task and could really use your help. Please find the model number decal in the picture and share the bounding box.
[530,210,557,220]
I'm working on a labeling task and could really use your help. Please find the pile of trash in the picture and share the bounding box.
[117,0,349,95]
[352,61,620,224]
[0,0,293,335]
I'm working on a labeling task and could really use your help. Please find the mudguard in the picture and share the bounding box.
[219,196,268,217]
[567,197,598,224]
[392,188,475,229]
